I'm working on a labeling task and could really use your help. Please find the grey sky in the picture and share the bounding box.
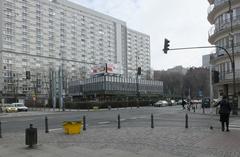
[69,0,212,70]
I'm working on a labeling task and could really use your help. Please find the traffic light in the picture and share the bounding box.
[26,71,31,80]
[137,67,141,75]
[212,70,219,83]
[163,38,170,54]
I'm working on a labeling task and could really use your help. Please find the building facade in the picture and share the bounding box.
[208,0,240,108]
[202,54,211,68]
[126,29,151,79]
[69,75,163,99]
[0,0,151,102]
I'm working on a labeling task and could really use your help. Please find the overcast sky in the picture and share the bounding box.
[69,0,212,70]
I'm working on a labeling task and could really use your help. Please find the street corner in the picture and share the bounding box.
[194,129,240,151]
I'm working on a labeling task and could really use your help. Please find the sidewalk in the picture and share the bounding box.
[0,126,240,157]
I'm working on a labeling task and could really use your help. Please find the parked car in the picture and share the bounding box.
[2,104,18,113]
[12,103,28,112]
[169,100,177,106]
[154,100,169,107]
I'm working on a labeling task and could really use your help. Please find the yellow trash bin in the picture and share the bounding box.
[63,121,82,135]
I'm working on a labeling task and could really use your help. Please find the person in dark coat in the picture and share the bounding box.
[181,99,186,110]
[215,95,231,132]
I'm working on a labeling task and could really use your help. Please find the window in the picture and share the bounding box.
[22,25,27,29]
[36,4,41,9]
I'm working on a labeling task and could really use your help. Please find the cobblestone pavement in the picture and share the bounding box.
[0,126,240,157]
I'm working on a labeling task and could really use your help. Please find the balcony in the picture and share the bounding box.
[218,69,240,83]
[210,44,240,65]
[208,0,237,24]
[208,15,240,43]
[208,0,214,4]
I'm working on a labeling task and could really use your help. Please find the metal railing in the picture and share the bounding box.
[210,44,240,59]
[208,15,240,37]
[208,0,229,14]
[219,69,240,81]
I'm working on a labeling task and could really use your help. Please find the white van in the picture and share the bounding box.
[12,103,28,112]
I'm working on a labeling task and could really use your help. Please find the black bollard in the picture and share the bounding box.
[210,126,213,130]
[83,115,86,131]
[45,116,49,133]
[185,114,188,129]
[118,114,120,129]
[151,114,154,129]
[193,106,195,112]
[0,121,2,138]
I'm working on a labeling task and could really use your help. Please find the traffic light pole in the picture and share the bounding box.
[164,44,237,115]
[167,46,233,65]
[228,0,237,115]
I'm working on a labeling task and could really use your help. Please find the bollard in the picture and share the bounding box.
[203,107,205,114]
[193,106,195,112]
[210,126,213,130]
[0,121,2,138]
[118,114,120,129]
[83,115,86,131]
[25,124,37,148]
[185,114,188,129]
[151,114,154,129]
[45,116,49,133]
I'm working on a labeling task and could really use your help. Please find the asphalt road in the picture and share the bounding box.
[0,106,221,133]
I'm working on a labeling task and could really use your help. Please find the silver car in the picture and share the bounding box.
[154,100,169,107]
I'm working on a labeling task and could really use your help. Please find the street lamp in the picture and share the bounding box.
[228,0,237,115]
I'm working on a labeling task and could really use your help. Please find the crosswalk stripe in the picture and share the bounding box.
[98,121,110,124]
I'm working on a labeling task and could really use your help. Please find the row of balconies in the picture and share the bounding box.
[208,16,240,43]
[210,48,240,84]
[217,69,240,83]
[208,0,240,24]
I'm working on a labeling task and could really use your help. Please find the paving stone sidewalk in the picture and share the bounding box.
[0,126,240,157]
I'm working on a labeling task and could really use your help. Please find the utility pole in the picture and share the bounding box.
[59,66,63,111]
[209,65,214,106]
[51,70,56,111]
[136,55,141,107]
[228,0,238,115]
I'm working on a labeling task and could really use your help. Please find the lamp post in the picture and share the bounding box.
[228,0,238,115]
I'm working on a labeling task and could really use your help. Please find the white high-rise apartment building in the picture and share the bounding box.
[127,29,151,79]
[0,0,150,101]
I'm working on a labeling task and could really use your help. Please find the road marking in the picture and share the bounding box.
[229,124,240,128]
[98,121,110,124]
[120,118,126,121]
[129,117,137,120]
[229,127,240,130]
[1,120,8,123]
[49,128,62,132]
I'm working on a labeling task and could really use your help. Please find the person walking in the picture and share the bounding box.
[181,99,186,110]
[215,95,231,132]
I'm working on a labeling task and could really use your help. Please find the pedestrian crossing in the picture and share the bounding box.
[229,120,240,130]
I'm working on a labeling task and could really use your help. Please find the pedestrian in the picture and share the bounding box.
[181,99,186,110]
[214,95,231,132]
